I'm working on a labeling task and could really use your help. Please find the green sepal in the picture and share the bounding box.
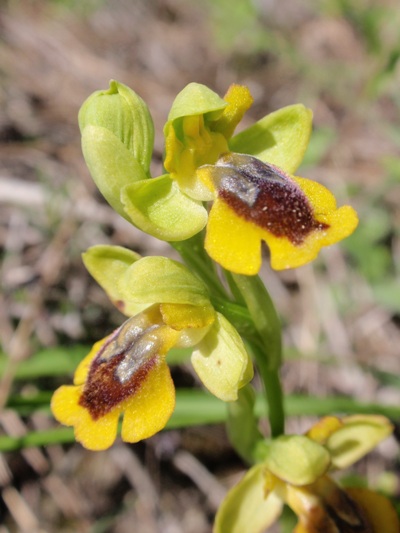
[229,104,313,174]
[82,245,145,316]
[79,80,154,175]
[166,82,227,126]
[81,125,147,219]
[119,256,211,307]
[214,464,283,533]
[121,175,208,241]
[191,312,253,402]
[263,435,331,486]
[325,415,394,470]
[227,385,265,464]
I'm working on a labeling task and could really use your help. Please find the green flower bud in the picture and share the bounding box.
[78,80,154,218]
[264,435,331,486]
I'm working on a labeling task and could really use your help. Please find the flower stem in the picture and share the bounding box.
[259,358,285,438]
[172,236,285,437]
[231,274,285,437]
[170,232,229,301]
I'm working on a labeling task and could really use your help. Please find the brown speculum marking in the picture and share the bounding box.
[308,496,373,533]
[213,153,329,244]
[79,352,155,420]
[305,480,373,533]
[114,299,125,312]
[79,316,160,420]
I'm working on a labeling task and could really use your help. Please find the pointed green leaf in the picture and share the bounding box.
[82,245,146,316]
[166,82,227,125]
[191,312,253,402]
[326,415,394,470]
[264,435,331,486]
[81,125,147,219]
[119,257,211,307]
[214,464,283,533]
[0,346,88,380]
[229,104,313,174]
[121,175,208,241]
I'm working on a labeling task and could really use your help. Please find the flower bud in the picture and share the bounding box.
[263,435,331,486]
[78,80,154,218]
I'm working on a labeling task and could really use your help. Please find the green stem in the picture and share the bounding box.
[223,269,247,306]
[172,237,285,437]
[209,296,258,339]
[231,274,285,437]
[262,361,285,438]
[231,274,282,370]
[170,232,229,301]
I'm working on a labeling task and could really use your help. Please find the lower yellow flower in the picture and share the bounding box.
[51,306,180,451]
[214,415,397,533]
[285,475,399,533]
[52,295,253,451]
[345,487,400,533]
[198,152,358,274]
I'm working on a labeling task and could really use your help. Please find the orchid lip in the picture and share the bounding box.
[208,153,329,245]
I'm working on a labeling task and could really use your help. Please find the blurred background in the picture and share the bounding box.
[0,0,399,531]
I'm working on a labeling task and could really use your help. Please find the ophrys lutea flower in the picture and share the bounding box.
[198,152,358,273]
[51,247,253,450]
[215,415,397,533]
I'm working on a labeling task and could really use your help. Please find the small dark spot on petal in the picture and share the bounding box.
[115,300,125,311]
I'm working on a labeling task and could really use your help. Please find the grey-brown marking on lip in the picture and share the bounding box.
[79,315,162,420]
[210,153,329,244]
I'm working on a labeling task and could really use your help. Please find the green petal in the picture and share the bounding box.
[119,256,211,307]
[121,175,208,241]
[214,464,283,533]
[264,435,331,486]
[325,415,394,470]
[191,312,253,401]
[81,125,148,219]
[229,104,313,174]
[82,245,145,316]
[166,82,227,125]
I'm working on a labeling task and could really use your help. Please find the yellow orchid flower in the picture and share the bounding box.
[51,249,253,451]
[198,152,358,274]
[215,415,398,533]
[51,306,180,451]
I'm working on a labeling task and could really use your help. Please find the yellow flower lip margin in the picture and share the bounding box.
[214,415,397,533]
[198,152,359,274]
[52,247,253,450]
